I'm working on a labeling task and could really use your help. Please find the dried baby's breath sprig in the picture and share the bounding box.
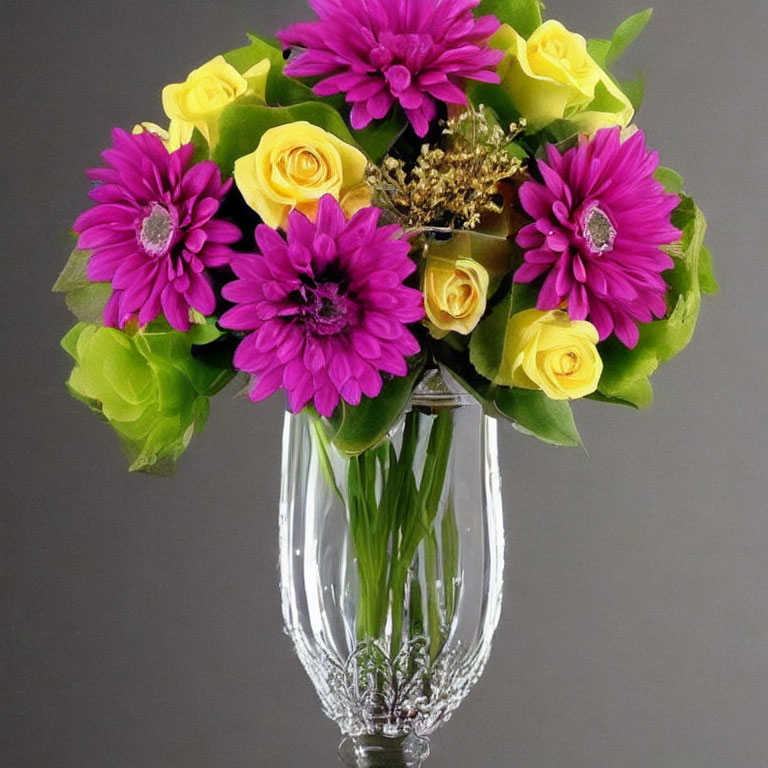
[368,106,526,233]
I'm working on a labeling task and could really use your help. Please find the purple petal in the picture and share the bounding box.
[161,284,191,331]
[249,367,286,402]
[185,272,216,316]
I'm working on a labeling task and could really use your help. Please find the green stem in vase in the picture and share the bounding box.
[441,494,460,627]
[423,529,441,660]
[341,404,455,658]
[387,411,421,659]
[348,445,391,641]
[415,409,454,660]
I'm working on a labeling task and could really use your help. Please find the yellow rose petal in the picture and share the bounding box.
[492,20,634,133]
[234,152,289,229]
[242,59,271,104]
[497,309,603,400]
[424,253,490,337]
[162,55,250,147]
[234,121,368,229]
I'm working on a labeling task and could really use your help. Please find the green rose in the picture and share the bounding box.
[62,321,234,475]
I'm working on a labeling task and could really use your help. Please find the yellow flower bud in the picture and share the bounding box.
[497,309,603,400]
[162,56,270,147]
[233,121,370,230]
[492,20,634,132]
[424,256,490,337]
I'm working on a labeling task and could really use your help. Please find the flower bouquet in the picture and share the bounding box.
[55,0,717,764]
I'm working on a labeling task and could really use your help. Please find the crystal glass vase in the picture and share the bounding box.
[279,369,504,767]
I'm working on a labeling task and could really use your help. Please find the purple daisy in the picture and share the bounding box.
[514,127,681,349]
[73,128,241,331]
[277,0,503,138]
[219,195,424,417]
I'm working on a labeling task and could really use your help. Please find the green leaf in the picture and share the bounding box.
[329,358,426,456]
[586,79,628,115]
[213,101,362,176]
[587,39,612,69]
[597,194,713,405]
[268,74,320,109]
[228,36,401,163]
[187,319,224,346]
[469,282,538,381]
[352,109,407,163]
[224,34,285,72]
[494,388,583,447]
[537,119,581,148]
[607,9,653,66]
[224,33,347,113]
[654,166,685,195]
[476,0,543,38]
[470,291,512,381]
[53,247,112,323]
[52,248,90,294]
[213,104,290,175]
[588,12,652,111]
[225,34,307,105]
[189,128,210,164]
[620,73,646,111]
[281,102,358,147]
[63,283,112,324]
[467,82,522,127]
[698,246,719,295]
[587,377,654,409]
[180,356,236,399]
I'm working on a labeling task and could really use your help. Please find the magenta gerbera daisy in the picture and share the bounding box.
[277,0,503,138]
[514,127,682,349]
[73,128,241,331]
[219,195,424,416]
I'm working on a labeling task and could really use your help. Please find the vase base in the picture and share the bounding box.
[339,734,429,768]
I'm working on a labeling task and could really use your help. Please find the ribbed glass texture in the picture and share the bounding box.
[279,370,504,764]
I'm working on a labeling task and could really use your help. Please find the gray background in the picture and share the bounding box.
[1,0,765,766]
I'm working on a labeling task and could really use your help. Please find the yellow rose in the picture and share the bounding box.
[132,120,194,153]
[424,255,489,337]
[162,56,270,147]
[492,20,633,132]
[233,121,370,230]
[497,309,603,400]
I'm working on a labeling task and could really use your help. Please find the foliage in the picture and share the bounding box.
[596,195,717,408]
[57,1,717,470]
[328,357,426,456]
[475,0,543,38]
[62,320,235,475]
[53,248,111,324]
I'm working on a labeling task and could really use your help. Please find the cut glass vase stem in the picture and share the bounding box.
[339,733,430,768]
[279,367,505,765]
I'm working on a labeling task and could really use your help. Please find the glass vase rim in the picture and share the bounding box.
[408,365,478,409]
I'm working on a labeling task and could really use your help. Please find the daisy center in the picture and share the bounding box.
[304,282,351,336]
[139,203,176,256]
[583,205,616,254]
